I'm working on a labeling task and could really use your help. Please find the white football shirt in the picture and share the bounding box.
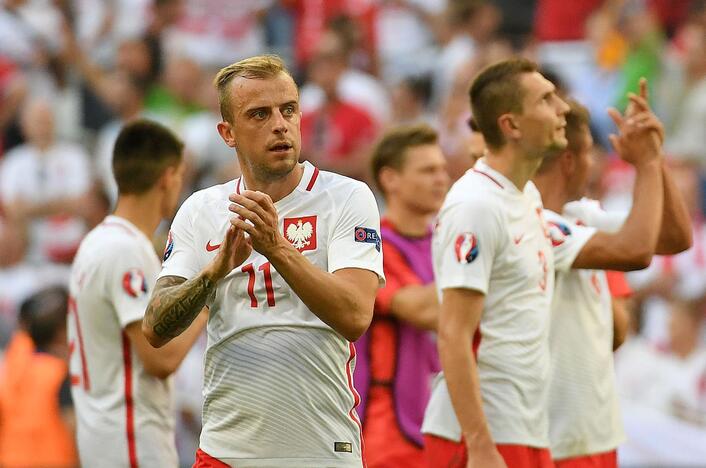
[546,199,626,459]
[68,215,177,467]
[159,161,384,467]
[422,160,557,447]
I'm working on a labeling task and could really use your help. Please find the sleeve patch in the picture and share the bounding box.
[122,269,148,298]
[354,227,380,252]
[547,221,572,247]
[454,232,479,264]
[163,230,174,261]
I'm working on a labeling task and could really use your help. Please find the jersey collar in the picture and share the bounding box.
[234,161,320,201]
[473,159,522,195]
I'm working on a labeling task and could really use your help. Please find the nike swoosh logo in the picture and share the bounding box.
[206,240,221,252]
[513,234,524,245]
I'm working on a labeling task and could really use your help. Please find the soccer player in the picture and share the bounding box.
[533,93,691,467]
[68,120,207,467]
[355,124,449,468]
[142,55,384,467]
[421,58,667,468]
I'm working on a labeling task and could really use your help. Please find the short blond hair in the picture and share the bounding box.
[214,54,294,122]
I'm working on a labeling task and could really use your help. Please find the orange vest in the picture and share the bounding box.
[0,332,78,468]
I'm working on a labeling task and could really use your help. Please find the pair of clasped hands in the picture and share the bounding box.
[206,189,283,283]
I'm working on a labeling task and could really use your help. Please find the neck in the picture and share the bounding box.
[241,162,304,203]
[532,169,569,213]
[113,192,163,239]
[673,338,697,360]
[384,200,433,237]
[484,145,544,191]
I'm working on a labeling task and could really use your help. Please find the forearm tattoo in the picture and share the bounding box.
[145,274,215,339]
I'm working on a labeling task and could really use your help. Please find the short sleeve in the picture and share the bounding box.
[159,194,204,281]
[107,243,157,328]
[563,199,626,233]
[433,200,502,295]
[375,242,421,315]
[327,184,385,283]
[545,210,596,273]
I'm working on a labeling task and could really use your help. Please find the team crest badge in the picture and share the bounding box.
[284,216,317,252]
[547,221,572,247]
[163,230,174,261]
[122,269,148,298]
[455,232,479,264]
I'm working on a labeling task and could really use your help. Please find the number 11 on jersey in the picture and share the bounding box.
[241,262,276,307]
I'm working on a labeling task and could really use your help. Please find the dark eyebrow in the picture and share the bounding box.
[280,100,298,108]
[245,106,269,116]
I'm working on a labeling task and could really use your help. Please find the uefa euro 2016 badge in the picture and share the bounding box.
[122,268,148,298]
[354,227,381,252]
[547,221,572,247]
[163,230,174,261]
[454,232,479,264]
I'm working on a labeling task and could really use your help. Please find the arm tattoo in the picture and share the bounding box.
[145,274,216,339]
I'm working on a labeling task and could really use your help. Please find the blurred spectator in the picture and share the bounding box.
[0,286,78,468]
[300,27,390,125]
[374,0,445,83]
[284,0,377,74]
[0,55,27,153]
[145,55,204,124]
[181,72,240,189]
[627,161,706,345]
[662,22,706,167]
[0,0,61,69]
[389,75,433,126]
[300,31,380,181]
[73,0,153,66]
[0,98,95,265]
[617,300,706,425]
[432,0,500,108]
[164,0,273,68]
[0,218,68,347]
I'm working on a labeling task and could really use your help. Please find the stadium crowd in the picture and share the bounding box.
[1,0,706,466]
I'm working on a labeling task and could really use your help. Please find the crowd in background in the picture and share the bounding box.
[1,0,706,465]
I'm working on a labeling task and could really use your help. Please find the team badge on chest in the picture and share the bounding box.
[284,216,317,252]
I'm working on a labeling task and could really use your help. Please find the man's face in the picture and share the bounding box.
[219,73,301,182]
[388,144,450,215]
[514,72,569,158]
[566,125,594,201]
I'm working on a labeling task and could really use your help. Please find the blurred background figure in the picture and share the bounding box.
[0,286,78,468]
[355,124,449,468]
[0,99,97,266]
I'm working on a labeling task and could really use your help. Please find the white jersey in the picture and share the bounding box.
[68,215,177,467]
[423,159,564,447]
[159,161,384,467]
[546,199,626,459]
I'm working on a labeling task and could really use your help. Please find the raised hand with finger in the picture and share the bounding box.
[606,105,662,167]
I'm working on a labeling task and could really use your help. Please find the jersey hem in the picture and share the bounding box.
[550,434,626,460]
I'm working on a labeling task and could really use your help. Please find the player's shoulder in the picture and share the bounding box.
[76,219,146,267]
[563,197,603,224]
[310,166,374,201]
[443,171,504,217]
[177,180,234,216]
